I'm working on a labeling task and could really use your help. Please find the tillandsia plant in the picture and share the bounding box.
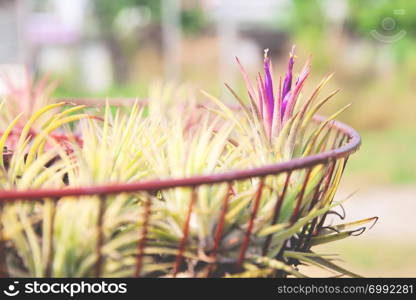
[0,69,86,157]
[0,48,375,278]
[208,46,347,164]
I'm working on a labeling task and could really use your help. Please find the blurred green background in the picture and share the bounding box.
[0,0,415,276]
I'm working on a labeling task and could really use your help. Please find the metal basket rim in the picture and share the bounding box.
[0,115,360,200]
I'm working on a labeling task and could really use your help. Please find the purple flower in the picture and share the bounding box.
[263,49,274,123]
[234,45,311,141]
[281,46,296,118]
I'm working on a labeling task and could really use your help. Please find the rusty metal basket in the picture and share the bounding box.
[0,109,361,278]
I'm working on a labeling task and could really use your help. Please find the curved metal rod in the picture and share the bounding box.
[0,115,360,200]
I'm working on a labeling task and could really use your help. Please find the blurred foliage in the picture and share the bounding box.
[347,0,416,62]
[347,0,415,35]
[289,0,416,61]
[92,0,162,28]
[290,0,326,35]
[91,0,208,34]
[181,5,208,35]
[290,0,416,36]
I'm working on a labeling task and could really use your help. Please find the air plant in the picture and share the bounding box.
[0,69,86,155]
[0,49,374,278]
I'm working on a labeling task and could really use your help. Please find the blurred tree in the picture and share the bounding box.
[90,0,208,84]
[91,0,161,84]
[92,0,161,26]
[181,1,208,35]
[347,0,416,65]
